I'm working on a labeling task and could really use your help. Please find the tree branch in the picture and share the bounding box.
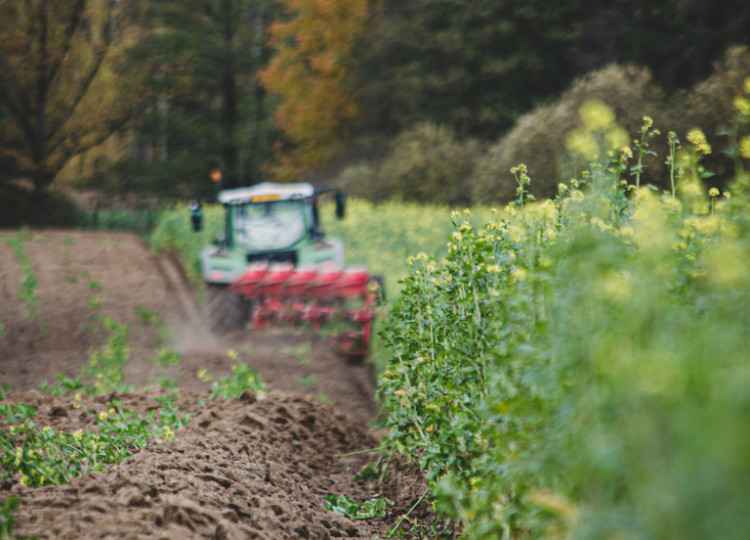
[45,0,87,86]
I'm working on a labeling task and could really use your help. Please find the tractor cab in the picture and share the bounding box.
[194,182,345,285]
[191,181,380,358]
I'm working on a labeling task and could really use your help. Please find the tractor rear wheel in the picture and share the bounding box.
[206,284,248,334]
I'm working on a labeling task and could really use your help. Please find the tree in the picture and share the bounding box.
[0,0,144,226]
[359,0,585,140]
[259,0,372,179]
[115,0,280,197]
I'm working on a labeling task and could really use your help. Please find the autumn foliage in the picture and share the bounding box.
[259,0,371,178]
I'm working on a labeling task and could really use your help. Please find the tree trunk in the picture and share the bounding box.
[30,172,52,229]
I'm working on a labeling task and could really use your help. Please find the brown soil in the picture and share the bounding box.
[0,231,432,539]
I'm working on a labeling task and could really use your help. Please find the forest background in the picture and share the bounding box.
[1,0,750,226]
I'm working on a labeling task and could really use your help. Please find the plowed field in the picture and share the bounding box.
[0,231,431,539]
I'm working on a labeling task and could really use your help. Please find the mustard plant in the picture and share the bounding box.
[379,104,750,539]
[0,395,188,488]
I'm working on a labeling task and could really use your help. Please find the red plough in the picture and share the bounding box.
[230,264,379,358]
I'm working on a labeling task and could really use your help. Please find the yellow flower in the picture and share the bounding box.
[580,99,615,130]
[227,349,238,360]
[565,128,599,160]
[686,128,711,154]
[74,392,82,401]
[604,125,630,153]
[734,95,750,117]
[20,475,30,486]
[98,411,108,421]
[511,267,528,281]
[527,489,579,520]
[739,135,750,160]
[709,187,720,198]
[558,183,568,193]
[73,429,84,440]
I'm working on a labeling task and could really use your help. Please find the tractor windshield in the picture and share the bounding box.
[232,199,309,251]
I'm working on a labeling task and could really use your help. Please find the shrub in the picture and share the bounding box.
[667,45,750,186]
[470,64,666,204]
[344,123,480,205]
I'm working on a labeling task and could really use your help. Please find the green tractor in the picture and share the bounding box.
[191,182,378,357]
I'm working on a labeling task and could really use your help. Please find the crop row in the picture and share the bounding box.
[379,93,750,538]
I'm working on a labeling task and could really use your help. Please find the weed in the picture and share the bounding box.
[38,374,86,397]
[152,349,182,367]
[299,374,317,387]
[324,494,392,520]
[82,317,135,395]
[0,394,188,488]
[2,232,42,327]
[208,362,266,400]
[282,343,311,365]
[354,460,380,482]
[0,496,29,540]
[315,393,334,406]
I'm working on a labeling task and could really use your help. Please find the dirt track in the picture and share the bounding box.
[0,231,431,539]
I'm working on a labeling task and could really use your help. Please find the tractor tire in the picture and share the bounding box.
[206,284,248,334]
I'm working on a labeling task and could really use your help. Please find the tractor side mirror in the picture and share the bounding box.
[189,200,203,232]
[334,192,346,219]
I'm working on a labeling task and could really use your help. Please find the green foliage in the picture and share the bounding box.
[150,203,227,282]
[341,123,480,205]
[0,496,20,539]
[379,102,750,538]
[362,0,584,140]
[83,317,136,395]
[151,199,496,298]
[77,208,162,235]
[2,231,41,326]
[471,64,666,204]
[152,349,182,367]
[103,0,282,196]
[362,1,750,147]
[324,493,392,520]
[0,0,144,226]
[298,374,317,387]
[282,344,311,366]
[209,363,266,400]
[0,495,34,540]
[38,374,86,398]
[0,395,188,488]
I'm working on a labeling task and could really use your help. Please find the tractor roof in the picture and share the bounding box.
[217,182,315,205]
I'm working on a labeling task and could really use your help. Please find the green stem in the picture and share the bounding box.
[386,488,430,538]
